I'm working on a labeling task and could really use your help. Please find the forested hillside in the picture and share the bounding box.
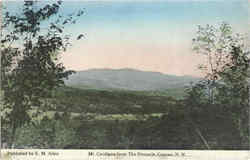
[65,68,199,90]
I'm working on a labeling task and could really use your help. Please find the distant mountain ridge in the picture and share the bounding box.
[65,68,200,91]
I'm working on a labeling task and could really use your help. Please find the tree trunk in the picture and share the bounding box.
[188,117,211,149]
[195,127,211,149]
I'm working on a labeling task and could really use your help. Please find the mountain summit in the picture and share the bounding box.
[65,68,199,91]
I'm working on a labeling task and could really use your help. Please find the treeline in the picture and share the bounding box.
[52,87,177,114]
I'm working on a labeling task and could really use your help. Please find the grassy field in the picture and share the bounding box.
[29,110,166,122]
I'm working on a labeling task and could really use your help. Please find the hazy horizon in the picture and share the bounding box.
[4,0,249,77]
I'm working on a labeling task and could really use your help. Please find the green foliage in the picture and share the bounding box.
[187,22,250,148]
[192,22,244,80]
[15,117,77,149]
[1,1,84,146]
[2,85,248,149]
[216,46,249,106]
[188,22,249,105]
[52,86,175,115]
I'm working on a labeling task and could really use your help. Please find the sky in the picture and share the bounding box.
[3,0,250,76]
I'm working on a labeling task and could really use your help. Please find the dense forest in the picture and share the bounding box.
[1,1,249,150]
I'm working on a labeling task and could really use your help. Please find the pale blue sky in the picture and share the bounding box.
[3,0,249,76]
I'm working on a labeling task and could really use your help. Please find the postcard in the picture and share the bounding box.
[0,0,249,160]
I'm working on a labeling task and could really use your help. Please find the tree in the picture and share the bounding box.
[1,1,84,147]
[216,46,250,147]
[188,22,250,148]
[192,22,245,103]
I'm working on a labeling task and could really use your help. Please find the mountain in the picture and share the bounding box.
[65,68,200,91]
